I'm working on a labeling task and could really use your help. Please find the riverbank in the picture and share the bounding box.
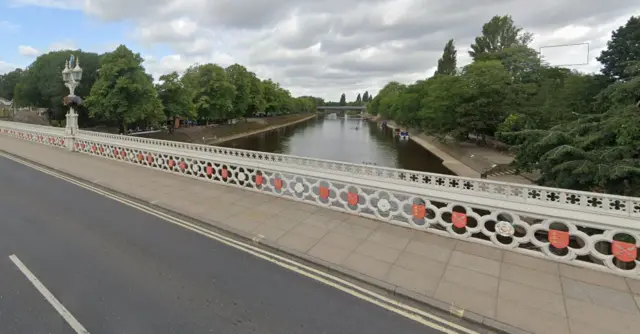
[383,121,532,184]
[384,121,478,177]
[210,113,317,144]
[144,113,317,145]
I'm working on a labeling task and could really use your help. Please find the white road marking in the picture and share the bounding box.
[0,152,478,334]
[8,254,89,334]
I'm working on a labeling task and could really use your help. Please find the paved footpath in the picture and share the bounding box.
[2,135,640,334]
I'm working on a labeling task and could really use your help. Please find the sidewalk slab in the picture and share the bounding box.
[2,135,639,334]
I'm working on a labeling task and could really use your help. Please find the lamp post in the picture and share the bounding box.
[62,55,82,138]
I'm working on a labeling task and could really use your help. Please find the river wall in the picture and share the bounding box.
[383,121,479,178]
[211,113,318,145]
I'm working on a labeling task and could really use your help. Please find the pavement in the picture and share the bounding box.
[0,151,458,334]
[1,135,640,334]
[384,121,532,184]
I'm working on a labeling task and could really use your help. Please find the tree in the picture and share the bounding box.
[360,14,640,196]
[226,64,253,118]
[156,72,195,133]
[0,68,23,101]
[368,82,405,118]
[85,45,163,133]
[419,75,468,138]
[355,93,362,104]
[597,16,640,81]
[469,15,533,61]
[339,93,346,106]
[500,61,640,195]
[457,61,514,139]
[188,63,236,121]
[12,50,101,125]
[247,72,266,117]
[435,39,457,76]
[262,79,286,116]
[362,91,369,103]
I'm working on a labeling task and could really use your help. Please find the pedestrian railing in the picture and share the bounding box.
[2,120,639,278]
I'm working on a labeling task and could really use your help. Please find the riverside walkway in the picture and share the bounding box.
[1,135,639,334]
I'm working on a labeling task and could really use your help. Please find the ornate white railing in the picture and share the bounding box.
[78,128,640,220]
[0,122,67,149]
[2,120,640,278]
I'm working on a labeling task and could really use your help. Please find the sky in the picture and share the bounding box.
[1,0,639,101]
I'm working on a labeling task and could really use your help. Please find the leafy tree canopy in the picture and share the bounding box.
[84,45,164,133]
[12,50,101,125]
[369,14,640,196]
[597,16,640,81]
[435,39,457,76]
[0,68,23,101]
[156,71,195,132]
[469,15,533,61]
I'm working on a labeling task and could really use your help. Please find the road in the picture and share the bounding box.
[0,155,467,334]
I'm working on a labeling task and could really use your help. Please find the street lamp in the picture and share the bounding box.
[62,54,82,136]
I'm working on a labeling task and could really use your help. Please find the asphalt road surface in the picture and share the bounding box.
[0,155,467,334]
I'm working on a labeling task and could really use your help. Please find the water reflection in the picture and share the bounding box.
[219,115,453,175]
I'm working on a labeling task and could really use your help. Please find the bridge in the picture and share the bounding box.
[1,119,639,334]
[316,105,367,111]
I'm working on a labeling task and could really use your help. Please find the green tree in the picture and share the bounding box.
[355,93,362,104]
[85,45,163,133]
[368,82,405,118]
[362,91,369,102]
[435,39,457,76]
[597,16,640,81]
[247,73,266,117]
[262,79,285,116]
[469,15,533,61]
[0,68,23,101]
[457,60,515,139]
[419,75,468,138]
[189,63,236,121]
[226,63,253,118]
[12,50,101,125]
[156,71,196,133]
[500,62,640,195]
[339,93,346,106]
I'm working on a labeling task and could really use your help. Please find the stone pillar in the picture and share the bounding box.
[64,105,79,152]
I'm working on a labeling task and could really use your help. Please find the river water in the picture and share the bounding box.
[218,115,452,175]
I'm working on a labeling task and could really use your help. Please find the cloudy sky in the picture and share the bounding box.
[1,0,639,101]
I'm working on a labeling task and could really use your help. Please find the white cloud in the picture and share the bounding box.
[18,45,40,57]
[11,0,640,100]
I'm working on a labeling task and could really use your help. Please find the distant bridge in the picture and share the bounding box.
[316,106,366,111]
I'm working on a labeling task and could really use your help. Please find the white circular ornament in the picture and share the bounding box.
[377,199,391,212]
[495,221,515,237]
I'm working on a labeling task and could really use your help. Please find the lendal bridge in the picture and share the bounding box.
[2,118,638,275]
[316,106,367,111]
[316,105,367,116]
[1,115,639,334]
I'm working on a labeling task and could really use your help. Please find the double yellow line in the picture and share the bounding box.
[0,151,478,334]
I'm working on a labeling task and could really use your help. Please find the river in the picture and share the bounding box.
[218,114,453,175]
